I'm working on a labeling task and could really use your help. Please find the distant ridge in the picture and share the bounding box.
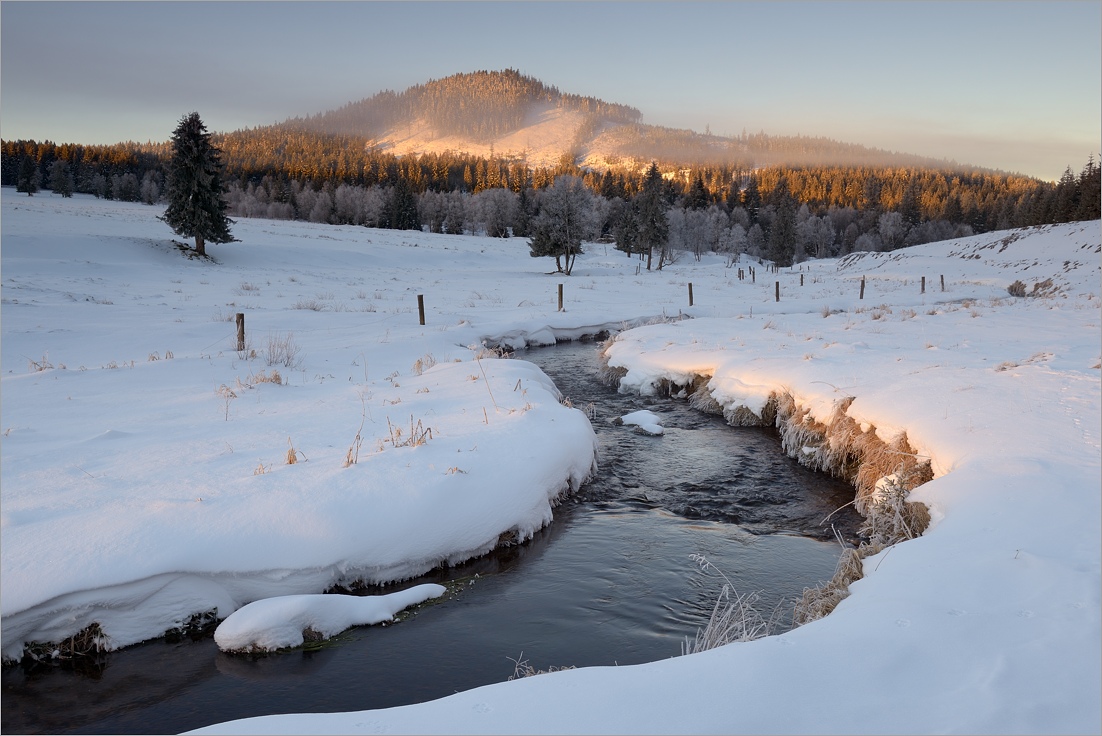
[267,69,972,174]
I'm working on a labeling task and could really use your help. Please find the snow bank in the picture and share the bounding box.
[213,585,446,653]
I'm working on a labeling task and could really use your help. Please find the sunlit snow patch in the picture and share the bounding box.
[214,584,445,653]
[616,409,664,435]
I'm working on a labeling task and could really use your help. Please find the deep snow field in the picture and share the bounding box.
[2,191,1099,734]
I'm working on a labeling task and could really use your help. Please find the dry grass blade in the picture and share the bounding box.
[385,415,432,448]
[285,436,305,464]
[343,392,368,467]
[27,353,54,372]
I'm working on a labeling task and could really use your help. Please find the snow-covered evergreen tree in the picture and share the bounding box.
[161,112,234,257]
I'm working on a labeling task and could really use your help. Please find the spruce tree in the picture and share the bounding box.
[162,112,233,257]
[766,179,798,266]
[16,156,39,196]
[636,163,669,270]
[49,160,74,197]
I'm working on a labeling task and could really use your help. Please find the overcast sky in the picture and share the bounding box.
[2,1,1098,181]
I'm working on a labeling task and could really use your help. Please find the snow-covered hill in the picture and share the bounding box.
[2,191,1098,734]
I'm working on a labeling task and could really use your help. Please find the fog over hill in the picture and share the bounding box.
[277,69,979,174]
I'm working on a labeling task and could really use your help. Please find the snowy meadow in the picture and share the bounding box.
[1,192,1099,734]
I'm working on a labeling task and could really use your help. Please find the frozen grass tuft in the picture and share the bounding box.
[265,331,303,369]
[681,554,783,655]
[27,353,54,372]
[506,652,576,680]
[216,385,237,421]
[858,473,932,552]
[411,353,437,376]
[793,541,863,626]
[385,415,433,448]
[23,622,110,667]
[285,437,305,465]
[247,369,283,385]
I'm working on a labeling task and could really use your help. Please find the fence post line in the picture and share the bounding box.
[235,313,245,352]
[417,294,425,326]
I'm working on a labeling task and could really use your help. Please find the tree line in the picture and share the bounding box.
[4,131,1098,269]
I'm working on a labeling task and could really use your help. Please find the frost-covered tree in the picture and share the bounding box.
[89,173,109,199]
[139,170,161,204]
[853,231,883,253]
[877,211,907,251]
[334,183,367,225]
[162,112,234,256]
[361,186,387,227]
[308,190,334,223]
[418,190,447,233]
[528,175,597,275]
[797,215,836,259]
[112,172,140,202]
[720,222,747,267]
[444,191,469,234]
[746,223,766,258]
[474,187,518,237]
[668,206,724,261]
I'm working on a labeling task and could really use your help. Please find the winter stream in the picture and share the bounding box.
[1,340,862,735]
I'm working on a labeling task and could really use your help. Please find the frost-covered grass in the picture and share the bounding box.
[2,192,1099,734]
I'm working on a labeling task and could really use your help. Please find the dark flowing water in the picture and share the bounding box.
[1,340,861,735]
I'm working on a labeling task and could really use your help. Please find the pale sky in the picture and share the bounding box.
[2,1,1098,181]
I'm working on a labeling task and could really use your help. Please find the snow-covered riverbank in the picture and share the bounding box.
[3,193,1098,733]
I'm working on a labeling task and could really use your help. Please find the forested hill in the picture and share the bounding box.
[270,69,960,173]
[293,69,643,142]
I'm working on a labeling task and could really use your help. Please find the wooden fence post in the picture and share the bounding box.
[775,281,780,302]
[940,274,945,292]
[921,276,926,294]
[235,313,245,352]
[688,282,694,307]
[860,276,865,300]
[558,283,564,312]
[800,273,804,286]
[417,294,425,326]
